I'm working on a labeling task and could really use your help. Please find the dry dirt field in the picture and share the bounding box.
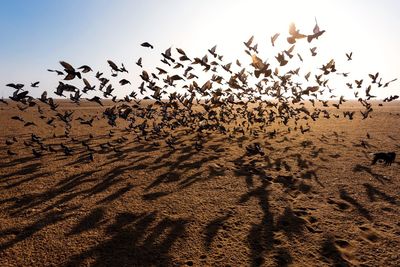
[0,101,399,266]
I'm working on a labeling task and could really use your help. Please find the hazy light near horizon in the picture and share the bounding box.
[0,0,399,99]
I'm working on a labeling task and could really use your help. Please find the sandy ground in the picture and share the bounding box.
[0,101,399,267]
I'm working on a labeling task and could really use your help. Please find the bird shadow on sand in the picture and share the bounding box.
[339,188,372,221]
[232,153,313,267]
[65,211,189,267]
[352,164,391,184]
[0,208,76,252]
[1,169,99,216]
[227,146,340,266]
[67,207,106,236]
[0,131,396,266]
[203,214,232,251]
[0,162,42,181]
[363,183,398,205]
[144,144,220,191]
[237,180,307,267]
[320,235,352,267]
[0,155,37,169]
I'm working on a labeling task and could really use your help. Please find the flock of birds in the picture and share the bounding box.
[1,20,399,162]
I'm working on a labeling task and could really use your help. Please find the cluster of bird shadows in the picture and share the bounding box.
[2,20,398,163]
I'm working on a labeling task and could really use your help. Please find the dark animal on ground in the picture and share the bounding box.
[371,152,396,166]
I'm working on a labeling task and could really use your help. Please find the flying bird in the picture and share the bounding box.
[271,33,280,47]
[6,83,24,90]
[287,23,306,44]
[136,57,143,68]
[346,52,353,61]
[78,65,93,73]
[307,17,326,42]
[310,47,317,56]
[31,81,40,87]
[59,61,81,80]
[141,42,154,49]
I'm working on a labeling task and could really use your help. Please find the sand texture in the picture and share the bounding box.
[0,101,399,267]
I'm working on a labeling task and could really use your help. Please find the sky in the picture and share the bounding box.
[0,0,399,99]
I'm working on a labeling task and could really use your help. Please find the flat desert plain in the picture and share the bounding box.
[0,101,399,267]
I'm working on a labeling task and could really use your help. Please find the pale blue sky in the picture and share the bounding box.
[1,0,399,99]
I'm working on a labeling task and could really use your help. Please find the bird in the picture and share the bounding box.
[346,52,353,61]
[208,45,217,57]
[337,72,350,77]
[59,61,81,80]
[6,83,24,90]
[88,96,103,106]
[271,33,280,47]
[307,17,325,42]
[355,79,363,88]
[369,72,379,83]
[141,42,154,49]
[310,47,317,56]
[343,111,355,120]
[78,65,93,73]
[246,143,265,156]
[10,92,29,104]
[287,23,306,44]
[383,95,399,102]
[136,57,143,68]
[161,47,175,62]
[244,35,254,49]
[47,69,64,75]
[119,79,131,86]
[82,78,95,93]
[275,53,288,66]
[107,60,120,72]
[383,78,397,87]
[31,81,40,87]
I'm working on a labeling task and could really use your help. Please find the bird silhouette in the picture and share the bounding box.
[271,33,280,46]
[141,42,154,49]
[307,17,326,42]
[78,65,93,73]
[60,61,81,80]
[346,52,353,61]
[31,81,40,87]
[287,23,306,44]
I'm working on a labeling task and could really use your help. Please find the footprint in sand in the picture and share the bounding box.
[359,225,380,243]
[292,208,323,233]
[334,238,358,263]
[185,260,194,266]
[334,239,351,248]
[327,198,351,211]
[322,236,357,266]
